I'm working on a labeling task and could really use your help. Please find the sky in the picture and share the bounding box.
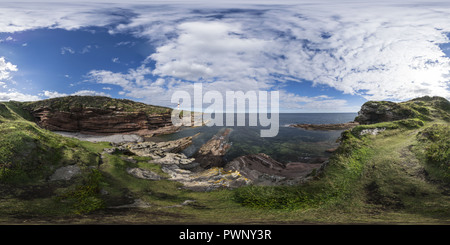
[1,1,450,112]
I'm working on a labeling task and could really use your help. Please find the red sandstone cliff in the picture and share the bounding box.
[25,96,176,136]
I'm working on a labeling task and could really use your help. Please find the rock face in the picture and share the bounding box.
[355,101,416,125]
[224,153,324,185]
[192,128,233,168]
[30,106,174,136]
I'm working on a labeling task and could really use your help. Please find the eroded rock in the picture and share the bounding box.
[224,153,324,185]
[193,128,233,168]
[161,165,250,191]
[30,106,174,136]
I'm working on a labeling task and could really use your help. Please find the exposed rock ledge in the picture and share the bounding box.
[290,121,359,131]
[225,153,325,186]
[102,131,327,190]
[29,105,178,137]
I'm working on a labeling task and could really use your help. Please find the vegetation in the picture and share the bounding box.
[56,169,106,214]
[0,103,99,184]
[21,95,172,115]
[0,101,106,216]
[233,96,450,222]
[416,124,450,181]
[0,95,449,224]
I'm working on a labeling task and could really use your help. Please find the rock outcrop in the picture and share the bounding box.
[224,153,325,185]
[355,101,416,125]
[30,106,174,136]
[103,134,250,191]
[355,96,450,125]
[118,133,199,158]
[126,167,163,181]
[192,128,233,168]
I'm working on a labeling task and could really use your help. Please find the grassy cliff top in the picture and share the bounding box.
[19,96,172,115]
[355,96,450,124]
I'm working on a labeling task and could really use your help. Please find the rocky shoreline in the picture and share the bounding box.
[122,129,329,189]
[56,126,329,191]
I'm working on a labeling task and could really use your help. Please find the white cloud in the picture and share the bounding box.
[150,21,270,83]
[42,90,68,98]
[42,90,110,99]
[61,47,75,55]
[279,91,359,112]
[1,1,450,108]
[112,57,120,63]
[72,90,110,97]
[81,45,92,54]
[113,2,450,102]
[0,2,135,32]
[0,91,40,102]
[0,57,18,81]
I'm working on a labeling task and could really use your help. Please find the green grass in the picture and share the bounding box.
[21,95,171,115]
[1,97,450,224]
[415,124,450,181]
[232,118,449,223]
[0,101,110,216]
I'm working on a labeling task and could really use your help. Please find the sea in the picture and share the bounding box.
[152,113,357,164]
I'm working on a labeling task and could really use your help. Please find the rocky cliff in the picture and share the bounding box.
[23,96,176,136]
[355,96,450,125]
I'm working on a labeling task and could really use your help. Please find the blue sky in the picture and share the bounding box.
[1,1,450,112]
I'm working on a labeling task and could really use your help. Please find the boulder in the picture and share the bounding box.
[49,165,81,181]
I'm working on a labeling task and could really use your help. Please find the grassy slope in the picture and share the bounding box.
[0,101,110,219]
[1,96,449,224]
[232,97,450,224]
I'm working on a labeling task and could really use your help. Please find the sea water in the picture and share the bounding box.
[152,113,357,163]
